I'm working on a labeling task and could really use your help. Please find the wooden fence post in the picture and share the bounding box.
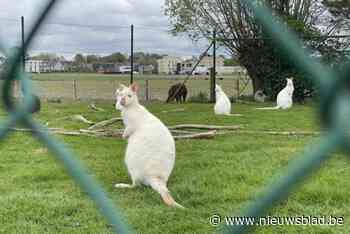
[73,80,77,100]
[236,78,240,99]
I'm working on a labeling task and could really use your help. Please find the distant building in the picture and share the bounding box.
[92,63,119,73]
[52,61,66,72]
[118,65,132,74]
[157,56,182,74]
[25,60,69,73]
[137,64,154,74]
[199,54,224,69]
[180,58,195,74]
[25,60,50,73]
[157,54,225,75]
[180,55,225,75]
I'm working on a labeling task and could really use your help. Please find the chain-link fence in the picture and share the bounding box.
[20,75,251,101]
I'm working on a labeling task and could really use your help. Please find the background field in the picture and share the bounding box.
[0,100,349,234]
[25,73,253,101]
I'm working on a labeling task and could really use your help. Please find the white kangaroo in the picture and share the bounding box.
[214,84,242,116]
[256,78,294,110]
[115,83,184,208]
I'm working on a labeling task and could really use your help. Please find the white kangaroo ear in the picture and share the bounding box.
[130,83,139,93]
[119,84,127,89]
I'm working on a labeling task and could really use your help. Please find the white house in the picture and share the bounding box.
[157,56,182,74]
[25,60,67,73]
[25,60,50,73]
[52,61,66,72]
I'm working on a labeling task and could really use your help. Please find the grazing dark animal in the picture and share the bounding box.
[6,94,41,114]
[166,83,187,103]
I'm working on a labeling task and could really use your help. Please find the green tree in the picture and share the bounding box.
[86,54,100,64]
[100,52,127,63]
[133,52,162,73]
[74,54,85,65]
[165,0,348,101]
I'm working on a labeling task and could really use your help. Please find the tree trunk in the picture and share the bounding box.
[251,76,264,94]
[239,56,264,94]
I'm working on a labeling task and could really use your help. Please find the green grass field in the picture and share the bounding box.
[0,101,348,234]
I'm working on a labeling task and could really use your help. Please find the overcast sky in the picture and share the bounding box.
[0,0,218,59]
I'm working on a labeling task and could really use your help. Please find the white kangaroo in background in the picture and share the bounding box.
[214,84,231,115]
[214,84,242,116]
[115,83,184,208]
[256,78,294,110]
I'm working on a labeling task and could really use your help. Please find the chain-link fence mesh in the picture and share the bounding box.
[19,76,251,101]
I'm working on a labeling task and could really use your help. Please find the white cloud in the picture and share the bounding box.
[0,0,218,59]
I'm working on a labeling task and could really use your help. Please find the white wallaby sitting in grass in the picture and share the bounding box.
[115,83,184,208]
[214,84,231,115]
[214,84,242,116]
[256,78,294,110]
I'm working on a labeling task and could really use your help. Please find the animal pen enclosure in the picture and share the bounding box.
[18,75,252,101]
[1,1,350,234]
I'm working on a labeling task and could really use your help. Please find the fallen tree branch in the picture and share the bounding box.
[218,130,321,136]
[169,124,242,130]
[80,129,123,137]
[173,130,217,140]
[89,103,105,112]
[170,130,196,135]
[55,115,95,125]
[161,108,185,113]
[11,128,91,137]
[72,115,95,125]
[11,127,64,132]
[88,117,122,130]
[11,126,322,139]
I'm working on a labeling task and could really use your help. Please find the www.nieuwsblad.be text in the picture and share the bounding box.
[209,215,344,226]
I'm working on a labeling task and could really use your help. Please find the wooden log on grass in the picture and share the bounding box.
[88,117,123,130]
[173,130,217,140]
[89,103,105,112]
[217,130,321,136]
[169,124,241,130]
[161,108,185,113]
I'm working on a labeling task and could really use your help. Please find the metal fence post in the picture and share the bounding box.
[130,24,134,85]
[210,30,217,103]
[21,16,25,73]
[145,79,150,101]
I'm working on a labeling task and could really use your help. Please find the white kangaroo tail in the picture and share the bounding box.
[256,106,280,110]
[148,178,185,209]
[162,192,185,209]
